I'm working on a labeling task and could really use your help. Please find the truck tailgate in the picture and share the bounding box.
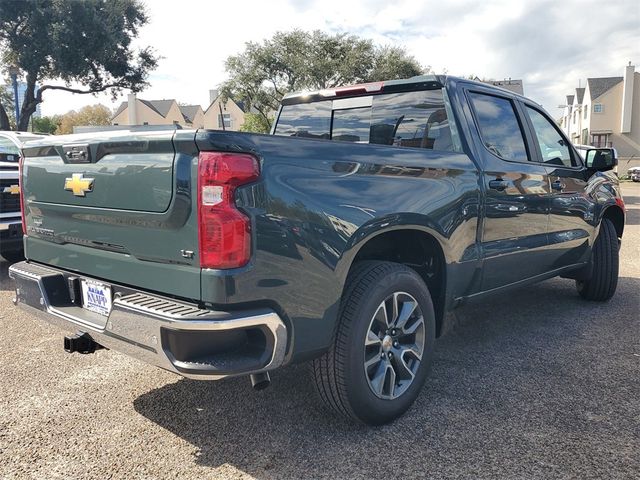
[21,129,201,300]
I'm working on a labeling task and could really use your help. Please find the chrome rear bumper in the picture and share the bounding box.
[9,261,287,380]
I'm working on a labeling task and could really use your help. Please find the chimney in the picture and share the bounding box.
[621,62,635,133]
[127,93,137,125]
[209,89,219,105]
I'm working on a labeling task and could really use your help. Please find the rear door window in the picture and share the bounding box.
[468,92,530,162]
[275,89,461,152]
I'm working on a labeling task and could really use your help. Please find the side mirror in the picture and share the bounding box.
[585,148,617,171]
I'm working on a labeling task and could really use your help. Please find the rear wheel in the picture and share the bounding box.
[312,261,435,425]
[576,218,619,301]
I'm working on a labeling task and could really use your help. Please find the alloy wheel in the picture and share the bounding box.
[364,291,426,400]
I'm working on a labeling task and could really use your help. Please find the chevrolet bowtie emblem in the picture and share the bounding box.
[64,173,94,196]
[2,184,19,195]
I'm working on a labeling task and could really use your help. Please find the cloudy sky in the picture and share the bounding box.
[40,0,640,118]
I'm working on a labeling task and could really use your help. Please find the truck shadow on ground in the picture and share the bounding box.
[0,260,14,292]
[133,275,640,479]
[621,195,640,225]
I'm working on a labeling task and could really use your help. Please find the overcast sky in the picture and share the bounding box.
[39,0,640,118]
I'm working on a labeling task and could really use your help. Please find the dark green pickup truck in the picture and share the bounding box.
[10,75,625,424]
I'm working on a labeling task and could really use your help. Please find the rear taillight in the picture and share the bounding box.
[19,155,26,235]
[197,152,259,269]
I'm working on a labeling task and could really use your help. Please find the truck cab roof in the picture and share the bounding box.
[281,74,535,106]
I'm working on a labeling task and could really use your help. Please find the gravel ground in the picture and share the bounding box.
[1,184,639,480]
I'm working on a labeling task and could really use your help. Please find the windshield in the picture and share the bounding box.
[0,137,20,162]
[15,135,44,144]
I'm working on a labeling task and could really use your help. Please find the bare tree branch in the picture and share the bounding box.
[37,82,129,101]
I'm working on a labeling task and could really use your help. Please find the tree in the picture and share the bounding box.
[32,115,60,134]
[220,30,424,130]
[0,85,15,129]
[240,113,272,134]
[55,104,112,135]
[0,0,158,131]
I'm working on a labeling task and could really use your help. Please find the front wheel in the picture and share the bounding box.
[312,261,435,425]
[576,218,619,301]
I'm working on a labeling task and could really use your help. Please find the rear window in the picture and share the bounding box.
[273,102,331,139]
[274,89,461,152]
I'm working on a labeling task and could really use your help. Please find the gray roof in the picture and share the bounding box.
[178,105,201,123]
[113,101,128,118]
[142,99,174,117]
[575,87,585,104]
[112,98,178,120]
[587,77,623,101]
[566,94,574,105]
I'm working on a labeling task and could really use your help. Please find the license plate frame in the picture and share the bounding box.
[80,279,112,317]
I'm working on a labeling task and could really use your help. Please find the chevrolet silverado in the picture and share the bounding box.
[9,75,624,424]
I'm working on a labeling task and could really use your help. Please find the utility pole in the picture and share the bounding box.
[8,66,20,127]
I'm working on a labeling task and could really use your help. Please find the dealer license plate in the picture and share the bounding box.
[81,280,112,316]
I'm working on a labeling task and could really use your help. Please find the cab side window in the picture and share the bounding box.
[525,106,576,168]
[468,92,530,162]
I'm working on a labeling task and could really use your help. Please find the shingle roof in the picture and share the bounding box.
[587,77,623,101]
[178,105,201,123]
[113,101,127,118]
[575,87,585,104]
[142,99,175,117]
[566,95,574,105]
[111,98,182,121]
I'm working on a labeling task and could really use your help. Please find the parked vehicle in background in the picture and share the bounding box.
[9,76,625,425]
[627,166,640,182]
[0,131,46,263]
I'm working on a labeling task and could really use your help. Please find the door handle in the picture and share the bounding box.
[488,179,509,191]
[551,180,565,191]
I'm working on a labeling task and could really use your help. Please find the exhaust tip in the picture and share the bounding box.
[250,372,271,391]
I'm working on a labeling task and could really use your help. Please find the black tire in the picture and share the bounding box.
[576,218,619,301]
[311,261,435,425]
[0,249,24,264]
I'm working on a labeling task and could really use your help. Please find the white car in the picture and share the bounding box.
[627,166,640,182]
[0,131,47,262]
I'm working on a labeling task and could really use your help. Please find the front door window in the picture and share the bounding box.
[525,106,575,168]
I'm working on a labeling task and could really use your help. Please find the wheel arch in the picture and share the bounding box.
[601,204,624,239]
[338,224,449,337]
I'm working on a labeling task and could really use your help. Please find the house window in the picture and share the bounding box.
[218,114,231,128]
[582,128,588,144]
[573,112,576,124]
[593,104,603,113]
[583,106,588,119]
[143,122,149,125]
[591,133,609,148]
